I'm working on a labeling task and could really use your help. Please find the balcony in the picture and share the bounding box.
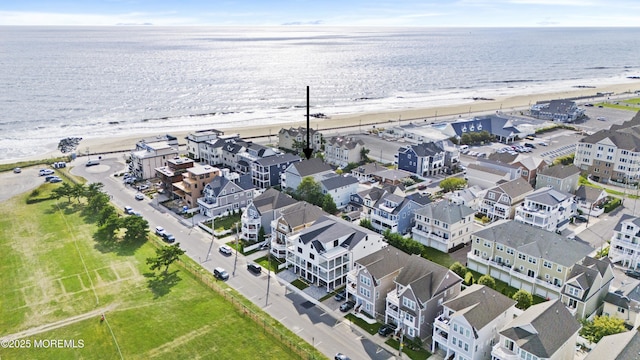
[434,314,451,333]
[491,343,519,360]
[566,305,578,317]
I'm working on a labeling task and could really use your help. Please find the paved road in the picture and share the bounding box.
[70,156,397,360]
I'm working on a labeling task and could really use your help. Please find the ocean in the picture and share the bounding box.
[1,26,640,161]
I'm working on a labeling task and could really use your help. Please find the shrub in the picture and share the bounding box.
[604,197,622,213]
[464,272,474,286]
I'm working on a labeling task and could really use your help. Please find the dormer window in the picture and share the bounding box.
[461,126,467,133]
[477,123,482,131]
[469,125,475,132]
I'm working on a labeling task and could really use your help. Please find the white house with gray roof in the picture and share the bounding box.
[320,175,359,210]
[603,280,640,329]
[443,185,485,210]
[412,201,476,252]
[285,215,386,291]
[385,254,463,340]
[282,157,334,191]
[514,186,576,232]
[467,220,594,299]
[433,284,518,360]
[492,299,580,360]
[575,185,607,218]
[584,330,640,360]
[530,99,584,123]
[441,114,521,144]
[479,179,535,221]
[365,192,431,235]
[609,214,640,269]
[347,246,411,319]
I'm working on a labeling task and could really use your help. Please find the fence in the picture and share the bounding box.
[171,256,318,360]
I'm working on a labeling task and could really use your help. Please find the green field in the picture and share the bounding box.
[0,185,316,359]
[594,97,640,111]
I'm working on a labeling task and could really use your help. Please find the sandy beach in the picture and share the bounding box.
[7,80,640,165]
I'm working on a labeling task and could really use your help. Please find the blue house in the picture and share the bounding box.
[367,191,431,235]
[396,142,445,177]
[251,153,301,190]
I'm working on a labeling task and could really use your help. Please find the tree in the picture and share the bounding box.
[97,205,117,227]
[321,194,338,214]
[88,192,110,214]
[512,289,533,310]
[72,183,86,203]
[296,177,324,206]
[85,182,105,200]
[121,215,149,244]
[449,262,467,279]
[477,274,496,289]
[257,226,265,243]
[52,182,74,203]
[439,178,467,193]
[464,272,474,286]
[359,219,375,231]
[360,147,370,162]
[97,212,121,243]
[146,243,186,274]
[580,316,626,344]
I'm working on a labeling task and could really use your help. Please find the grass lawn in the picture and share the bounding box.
[0,187,312,359]
[344,314,379,335]
[594,100,640,111]
[385,337,431,360]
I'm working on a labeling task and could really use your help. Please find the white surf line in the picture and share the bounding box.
[55,201,100,305]
[102,313,124,360]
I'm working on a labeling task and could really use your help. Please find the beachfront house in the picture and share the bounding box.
[129,141,179,180]
[347,246,411,320]
[319,175,360,210]
[270,201,326,259]
[185,129,224,162]
[478,179,534,221]
[561,256,614,319]
[285,215,387,292]
[365,192,431,235]
[154,156,195,196]
[385,254,463,340]
[250,153,301,190]
[514,186,576,233]
[440,114,521,144]
[278,127,322,153]
[324,136,365,168]
[396,142,446,177]
[467,220,594,299]
[240,188,297,242]
[412,201,476,253]
[432,285,517,360]
[535,165,580,193]
[491,299,580,360]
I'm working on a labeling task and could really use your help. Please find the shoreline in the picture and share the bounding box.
[3,80,640,165]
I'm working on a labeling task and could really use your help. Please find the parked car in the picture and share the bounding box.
[334,289,346,301]
[155,226,165,235]
[247,263,262,274]
[339,300,355,312]
[137,184,149,191]
[13,167,21,173]
[334,353,350,360]
[538,142,548,146]
[162,232,176,243]
[625,269,640,280]
[48,177,63,183]
[135,193,144,201]
[378,323,397,337]
[45,175,57,182]
[214,267,229,281]
[85,160,100,167]
[124,206,134,215]
[597,117,607,121]
[574,215,588,223]
[219,245,233,256]
[525,135,536,140]
[524,143,536,148]
[39,169,54,176]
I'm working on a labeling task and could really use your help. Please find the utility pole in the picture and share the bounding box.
[233,222,239,276]
[205,216,214,262]
[265,242,272,307]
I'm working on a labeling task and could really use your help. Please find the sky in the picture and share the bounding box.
[1,0,640,27]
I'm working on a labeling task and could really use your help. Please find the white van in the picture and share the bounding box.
[459,145,469,153]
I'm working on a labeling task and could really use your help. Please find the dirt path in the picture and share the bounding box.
[0,304,118,341]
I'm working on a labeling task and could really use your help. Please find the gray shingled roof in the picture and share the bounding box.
[251,188,297,215]
[255,153,301,166]
[406,142,444,157]
[327,136,364,149]
[574,185,605,202]
[499,299,580,358]
[291,158,333,177]
[613,214,640,233]
[467,163,509,176]
[579,129,640,151]
[279,201,327,229]
[496,179,534,198]
[355,246,411,282]
[297,215,376,250]
[538,164,580,179]
[396,254,461,304]
[444,284,516,332]
[525,186,572,206]
[474,220,593,266]
[585,330,640,360]
[604,280,640,313]
[321,175,359,190]
[414,201,474,224]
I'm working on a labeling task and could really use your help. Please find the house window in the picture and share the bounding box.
[496,244,504,251]
[359,287,371,298]
[506,248,514,255]
[488,192,495,200]
[518,253,526,260]
[618,307,626,313]
[297,247,302,253]
[543,260,552,269]
[405,312,415,323]
[402,297,416,311]
[334,240,339,247]
[360,275,371,286]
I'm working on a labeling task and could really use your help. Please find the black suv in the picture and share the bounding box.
[378,323,397,337]
[340,300,355,312]
[214,267,229,281]
[247,263,262,274]
[625,269,640,280]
